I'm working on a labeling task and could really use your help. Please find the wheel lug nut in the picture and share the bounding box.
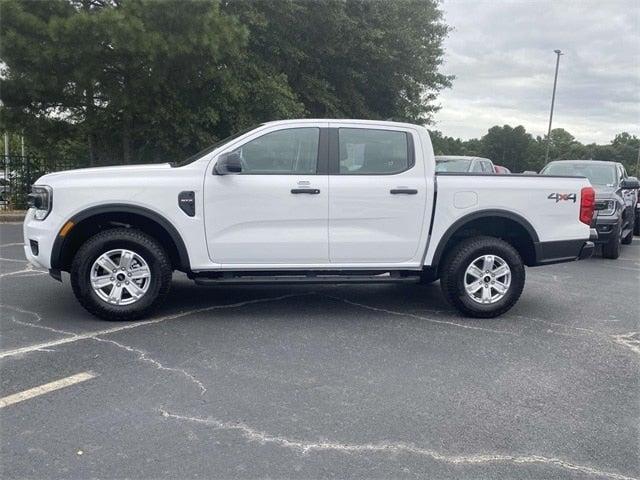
[116,283,121,287]
[127,273,132,277]
[112,269,116,273]
[125,281,129,285]
[110,277,114,281]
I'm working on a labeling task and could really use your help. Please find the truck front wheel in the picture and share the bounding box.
[622,215,634,245]
[440,236,525,318]
[71,228,172,321]
[602,224,621,259]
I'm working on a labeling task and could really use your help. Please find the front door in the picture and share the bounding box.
[204,124,329,265]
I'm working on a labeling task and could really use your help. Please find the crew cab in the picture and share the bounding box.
[24,120,596,321]
[540,160,639,259]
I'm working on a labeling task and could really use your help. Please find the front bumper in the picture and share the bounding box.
[592,215,619,244]
[23,208,58,270]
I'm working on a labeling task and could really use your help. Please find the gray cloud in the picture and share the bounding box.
[434,0,640,143]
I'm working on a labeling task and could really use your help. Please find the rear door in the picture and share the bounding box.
[204,123,329,265]
[327,124,428,264]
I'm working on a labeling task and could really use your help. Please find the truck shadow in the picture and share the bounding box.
[160,276,460,323]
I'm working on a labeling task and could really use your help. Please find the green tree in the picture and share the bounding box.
[524,136,546,172]
[2,0,451,166]
[223,0,451,124]
[609,132,640,175]
[545,128,583,160]
[429,131,482,156]
[1,0,303,165]
[480,125,532,172]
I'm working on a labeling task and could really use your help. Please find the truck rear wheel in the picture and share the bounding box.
[71,228,172,321]
[440,236,525,318]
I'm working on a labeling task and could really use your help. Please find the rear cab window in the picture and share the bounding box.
[335,128,414,175]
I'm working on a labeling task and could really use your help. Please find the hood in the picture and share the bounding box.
[36,163,171,184]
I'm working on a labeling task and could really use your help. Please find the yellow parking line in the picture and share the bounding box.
[0,371,96,409]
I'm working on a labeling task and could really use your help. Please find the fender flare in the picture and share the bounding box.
[50,204,190,271]
[429,209,539,268]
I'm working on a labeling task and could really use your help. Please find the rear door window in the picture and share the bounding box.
[337,128,411,175]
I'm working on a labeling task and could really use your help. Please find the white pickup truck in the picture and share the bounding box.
[24,120,596,321]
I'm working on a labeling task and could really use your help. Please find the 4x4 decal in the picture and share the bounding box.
[548,192,577,203]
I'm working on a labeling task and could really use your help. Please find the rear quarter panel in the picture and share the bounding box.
[424,174,592,266]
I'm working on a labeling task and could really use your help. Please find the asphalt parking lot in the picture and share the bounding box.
[1,221,638,480]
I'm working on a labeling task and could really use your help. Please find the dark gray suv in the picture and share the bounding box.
[541,160,639,259]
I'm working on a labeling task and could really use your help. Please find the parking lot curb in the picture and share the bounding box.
[0,211,26,223]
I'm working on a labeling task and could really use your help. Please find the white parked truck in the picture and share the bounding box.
[24,119,596,320]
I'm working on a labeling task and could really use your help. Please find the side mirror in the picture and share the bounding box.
[214,152,242,175]
[621,177,640,190]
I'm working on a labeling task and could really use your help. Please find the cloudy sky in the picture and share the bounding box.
[434,0,640,144]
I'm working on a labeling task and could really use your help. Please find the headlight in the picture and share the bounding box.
[596,199,616,216]
[27,185,53,220]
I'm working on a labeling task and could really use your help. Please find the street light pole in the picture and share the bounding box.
[544,49,563,164]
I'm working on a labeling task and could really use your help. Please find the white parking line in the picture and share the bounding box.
[0,257,28,263]
[0,371,96,409]
[0,242,23,248]
[0,293,309,360]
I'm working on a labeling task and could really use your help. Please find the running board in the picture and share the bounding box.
[193,272,420,286]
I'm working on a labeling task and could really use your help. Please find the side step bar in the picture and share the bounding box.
[193,272,421,286]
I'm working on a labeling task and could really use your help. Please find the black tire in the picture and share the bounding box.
[440,236,525,318]
[622,212,634,244]
[71,228,172,321]
[602,225,621,259]
[634,213,640,236]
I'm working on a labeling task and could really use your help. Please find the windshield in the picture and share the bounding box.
[172,125,260,167]
[435,158,472,173]
[541,162,618,186]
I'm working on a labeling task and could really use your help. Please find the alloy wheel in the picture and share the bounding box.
[463,254,511,304]
[90,249,151,305]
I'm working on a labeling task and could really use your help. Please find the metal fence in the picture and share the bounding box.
[1,155,86,211]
